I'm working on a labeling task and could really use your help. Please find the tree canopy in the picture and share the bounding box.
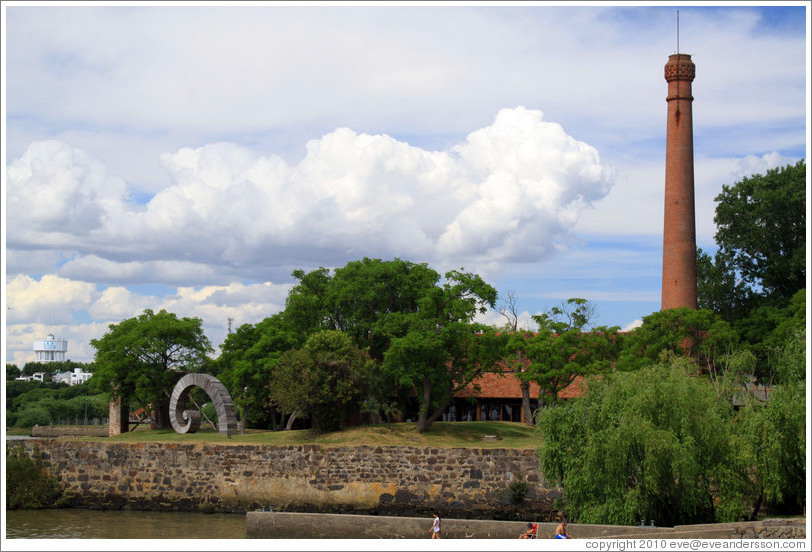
[538,354,749,526]
[698,159,806,318]
[267,330,372,432]
[90,308,212,425]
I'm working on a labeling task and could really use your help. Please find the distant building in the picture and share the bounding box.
[15,372,45,383]
[33,334,68,363]
[53,367,93,386]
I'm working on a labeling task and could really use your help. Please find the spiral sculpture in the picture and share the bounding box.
[169,373,238,436]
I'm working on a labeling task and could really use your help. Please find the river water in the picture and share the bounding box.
[4,509,246,539]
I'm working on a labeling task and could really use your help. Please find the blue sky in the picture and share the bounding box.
[3,2,809,365]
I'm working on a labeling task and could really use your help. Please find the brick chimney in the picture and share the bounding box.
[661,53,698,310]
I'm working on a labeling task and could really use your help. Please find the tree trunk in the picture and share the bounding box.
[749,492,763,521]
[153,399,171,429]
[521,381,534,426]
[424,396,452,431]
[416,375,432,433]
[285,411,299,431]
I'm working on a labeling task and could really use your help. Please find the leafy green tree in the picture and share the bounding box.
[90,309,212,428]
[696,247,755,322]
[216,313,302,429]
[267,330,372,432]
[382,270,499,433]
[538,354,749,526]
[14,406,52,428]
[285,258,440,362]
[619,307,738,372]
[731,288,806,382]
[519,298,622,408]
[698,159,806,318]
[7,363,21,380]
[283,258,499,428]
[736,378,806,518]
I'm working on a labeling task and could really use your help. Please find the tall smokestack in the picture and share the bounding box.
[661,53,698,310]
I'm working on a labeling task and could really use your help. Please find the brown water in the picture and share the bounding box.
[4,509,246,539]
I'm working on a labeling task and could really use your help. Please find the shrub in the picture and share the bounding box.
[508,478,529,504]
[5,445,64,509]
[14,406,51,428]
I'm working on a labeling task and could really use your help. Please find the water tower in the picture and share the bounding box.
[33,333,68,362]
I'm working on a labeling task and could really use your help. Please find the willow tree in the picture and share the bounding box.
[537,354,750,526]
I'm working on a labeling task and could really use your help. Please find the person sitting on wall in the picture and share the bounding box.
[555,519,571,539]
[519,522,537,539]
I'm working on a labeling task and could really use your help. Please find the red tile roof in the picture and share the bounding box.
[456,372,586,400]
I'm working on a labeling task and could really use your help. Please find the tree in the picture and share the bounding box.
[283,258,490,427]
[521,298,622,408]
[382,270,500,433]
[736,378,806,518]
[285,258,439,362]
[267,330,372,433]
[538,354,749,526]
[698,159,806,315]
[7,363,20,380]
[90,309,212,428]
[618,307,738,372]
[216,313,302,430]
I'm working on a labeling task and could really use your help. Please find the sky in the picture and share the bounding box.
[2,1,810,367]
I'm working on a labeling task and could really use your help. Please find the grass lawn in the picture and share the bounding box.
[98,421,540,449]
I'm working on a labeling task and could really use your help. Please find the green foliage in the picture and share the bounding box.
[382,269,499,432]
[14,406,52,428]
[268,330,372,433]
[537,354,748,526]
[274,259,502,433]
[8,383,110,428]
[5,446,64,509]
[771,325,806,385]
[619,307,737,372]
[90,309,213,419]
[518,298,622,406]
[711,159,806,306]
[736,379,807,514]
[732,289,806,382]
[7,363,21,380]
[508,478,529,504]
[216,313,302,428]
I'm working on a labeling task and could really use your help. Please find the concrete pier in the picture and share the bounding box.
[245,512,806,539]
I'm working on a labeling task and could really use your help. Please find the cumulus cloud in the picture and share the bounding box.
[5,140,129,246]
[6,107,614,283]
[6,274,98,324]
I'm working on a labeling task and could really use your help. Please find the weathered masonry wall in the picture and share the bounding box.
[17,439,558,518]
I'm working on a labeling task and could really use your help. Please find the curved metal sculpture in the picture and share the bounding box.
[169,373,238,436]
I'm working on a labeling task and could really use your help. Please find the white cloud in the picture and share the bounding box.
[6,107,614,283]
[5,140,129,244]
[622,319,643,332]
[6,274,98,324]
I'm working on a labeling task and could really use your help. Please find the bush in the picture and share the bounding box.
[5,445,64,509]
[508,478,529,504]
[14,406,51,428]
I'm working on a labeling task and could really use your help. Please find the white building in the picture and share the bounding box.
[53,368,93,386]
[15,372,45,382]
[33,334,68,363]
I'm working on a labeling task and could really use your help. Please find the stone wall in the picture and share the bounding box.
[16,439,558,519]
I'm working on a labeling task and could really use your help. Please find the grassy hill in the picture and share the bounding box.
[101,421,540,448]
